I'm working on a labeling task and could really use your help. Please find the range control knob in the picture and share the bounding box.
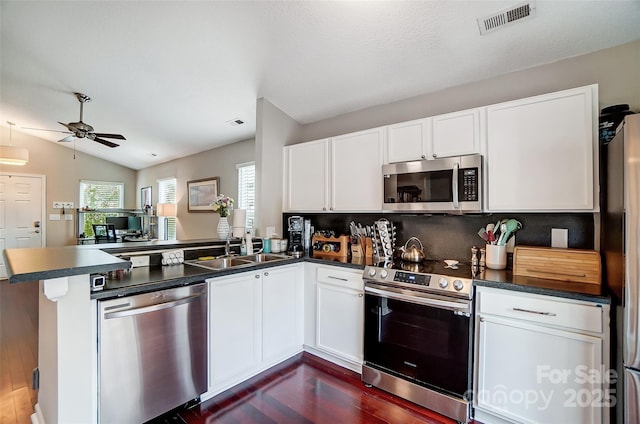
[438,277,449,288]
[368,268,377,277]
[379,270,388,279]
[453,280,464,291]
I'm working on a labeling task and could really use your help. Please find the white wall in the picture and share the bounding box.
[255,98,301,237]
[297,40,640,143]
[136,139,255,240]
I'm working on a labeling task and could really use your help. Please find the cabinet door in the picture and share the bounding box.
[285,139,329,211]
[431,108,482,158]
[386,118,429,163]
[209,273,262,389]
[316,281,364,364]
[262,266,302,363]
[486,85,596,211]
[475,315,603,424]
[331,128,384,211]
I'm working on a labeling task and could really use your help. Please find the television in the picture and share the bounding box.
[106,216,129,231]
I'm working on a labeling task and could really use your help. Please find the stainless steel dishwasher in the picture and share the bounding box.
[98,283,208,424]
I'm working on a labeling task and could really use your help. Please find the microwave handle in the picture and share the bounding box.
[452,162,460,209]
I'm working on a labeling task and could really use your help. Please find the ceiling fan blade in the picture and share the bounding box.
[58,121,76,132]
[93,133,126,140]
[58,135,76,143]
[22,126,72,134]
[93,137,119,148]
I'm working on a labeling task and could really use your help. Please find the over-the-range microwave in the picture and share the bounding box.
[383,154,483,213]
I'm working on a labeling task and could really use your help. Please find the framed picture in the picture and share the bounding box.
[141,186,152,210]
[187,177,219,212]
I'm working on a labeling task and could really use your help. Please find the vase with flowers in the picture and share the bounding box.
[211,194,234,239]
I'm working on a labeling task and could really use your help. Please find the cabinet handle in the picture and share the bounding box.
[328,275,348,282]
[323,207,327,211]
[421,155,426,159]
[479,317,485,322]
[433,154,437,158]
[263,272,269,277]
[330,207,334,211]
[254,274,260,279]
[512,307,557,317]
[358,293,364,297]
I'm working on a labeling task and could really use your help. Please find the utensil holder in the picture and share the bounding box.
[486,244,507,270]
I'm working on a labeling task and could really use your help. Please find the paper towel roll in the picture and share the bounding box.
[232,209,246,237]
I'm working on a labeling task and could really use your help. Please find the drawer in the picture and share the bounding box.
[317,266,363,291]
[477,288,603,334]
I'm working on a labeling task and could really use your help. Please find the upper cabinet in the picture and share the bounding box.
[284,139,330,212]
[284,128,384,212]
[486,85,598,212]
[386,118,430,163]
[431,108,483,159]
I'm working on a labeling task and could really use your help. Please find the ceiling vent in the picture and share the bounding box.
[226,118,245,126]
[478,1,536,35]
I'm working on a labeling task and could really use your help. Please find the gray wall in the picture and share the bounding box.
[136,139,255,240]
[296,40,640,143]
[0,127,137,246]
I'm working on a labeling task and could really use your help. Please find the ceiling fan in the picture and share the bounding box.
[24,92,126,148]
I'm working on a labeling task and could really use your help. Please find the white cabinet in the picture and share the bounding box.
[209,272,262,390]
[386,118,430,163]
[331,128,384,211]
[314,266,364,369]
[486,85,598,211]
[262,266,303,364]
[285,128,384,212]
[474,287,610,424]
[431,108,483,158]
[208,264,303,395]
[284,139,329,212]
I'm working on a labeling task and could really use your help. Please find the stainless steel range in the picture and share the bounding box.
[362,260,474,423]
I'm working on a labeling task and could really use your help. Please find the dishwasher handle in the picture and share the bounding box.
[104,293,206,319]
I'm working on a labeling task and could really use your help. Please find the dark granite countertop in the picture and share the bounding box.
[474,268,610,304]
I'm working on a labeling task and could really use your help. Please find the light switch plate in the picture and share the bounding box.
[65,214,73,221]
[551,228,568,248]
[49,214,60,221]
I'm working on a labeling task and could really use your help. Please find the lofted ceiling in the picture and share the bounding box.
[1,1,639,170]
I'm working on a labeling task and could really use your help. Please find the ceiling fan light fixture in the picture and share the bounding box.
[1,122,29,166]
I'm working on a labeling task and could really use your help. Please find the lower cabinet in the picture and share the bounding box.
[474,287,610,424]
[208,264,302,396]
[305,264,364,371]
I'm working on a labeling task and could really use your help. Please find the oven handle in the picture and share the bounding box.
[365,285,471,314]
[452,162,460,209]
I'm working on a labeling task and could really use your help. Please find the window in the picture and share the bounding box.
[158,177,177,240]
[78,180,124,236]
[237,162,255,229]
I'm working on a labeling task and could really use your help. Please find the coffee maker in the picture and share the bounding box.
[287,216,304,257]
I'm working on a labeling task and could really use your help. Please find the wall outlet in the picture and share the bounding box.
[63,202,74,209]
[551,228,568,248]
[53,202,74,209]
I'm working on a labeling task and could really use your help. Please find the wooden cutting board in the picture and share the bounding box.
[513,246,601,285]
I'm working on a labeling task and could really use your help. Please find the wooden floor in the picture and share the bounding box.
[0,279,39,424]
[152,353,455,424]
[0,278,455,424]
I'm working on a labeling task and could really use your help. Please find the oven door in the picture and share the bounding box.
[363,284,472,398]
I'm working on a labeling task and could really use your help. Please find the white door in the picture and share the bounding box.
[0,174,45,279]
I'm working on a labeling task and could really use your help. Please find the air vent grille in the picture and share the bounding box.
[226,118,246,126]
[478,1,536,35]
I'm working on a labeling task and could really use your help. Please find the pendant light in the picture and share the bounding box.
[0,122,29,166]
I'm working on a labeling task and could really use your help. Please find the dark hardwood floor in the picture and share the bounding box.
[0,279,39,424]
[1,278,455,424]
[152,353,455,424]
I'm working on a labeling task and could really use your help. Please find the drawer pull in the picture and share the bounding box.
[512,307,557,317]
[328,275,349,282]
[525,268,586,278]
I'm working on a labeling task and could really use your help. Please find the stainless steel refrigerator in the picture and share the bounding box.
[602,113,640,423]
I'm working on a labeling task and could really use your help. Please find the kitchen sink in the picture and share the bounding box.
[189,257,254,270]
[186,253,293,271]
[245,253,291,263]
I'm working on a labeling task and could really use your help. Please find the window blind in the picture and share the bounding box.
[237,162,256,229]
[158,177,177,240]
